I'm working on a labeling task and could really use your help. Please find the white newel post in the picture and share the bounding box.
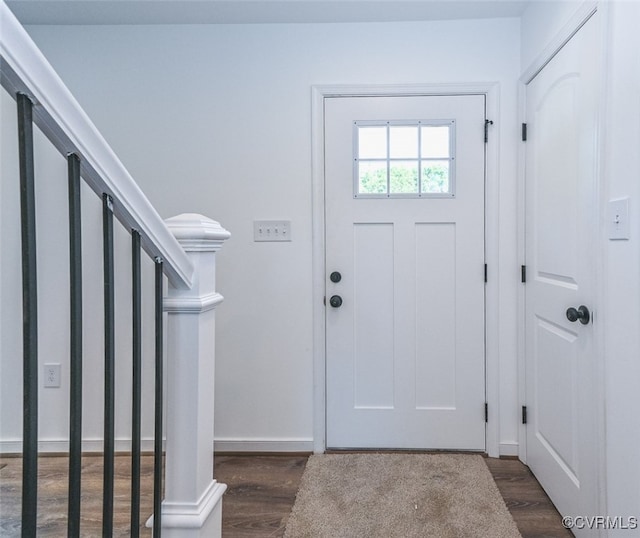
[152,213,230,537]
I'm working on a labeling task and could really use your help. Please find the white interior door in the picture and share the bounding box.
[325,94,486,449]
[524,14,600,531]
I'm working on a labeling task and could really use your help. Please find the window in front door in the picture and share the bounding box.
[353,120,456,198]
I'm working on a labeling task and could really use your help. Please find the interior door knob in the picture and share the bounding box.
[329,295,343,308]
[566,305,590,325]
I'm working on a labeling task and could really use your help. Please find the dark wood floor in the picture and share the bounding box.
[215,455,308,537]
[0,453,571,537]
[484,457,572,538]
[0,454,157,537]
[217,454,572,538]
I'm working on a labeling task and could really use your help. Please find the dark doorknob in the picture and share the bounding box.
[330,271,342,283]
[329,295,343,308]
[566,305,590,325]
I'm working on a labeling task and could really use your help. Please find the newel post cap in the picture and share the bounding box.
[165,213,231,252]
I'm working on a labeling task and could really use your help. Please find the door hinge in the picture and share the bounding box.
[484,403,489,423]
[521,265,526,283]
[484,263,488,283]
[484,119,494,143]
[522,405,528,425]
[521,123,527,142]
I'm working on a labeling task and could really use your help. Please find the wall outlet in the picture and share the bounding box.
[253,220,292,242]
[44,363,61,388]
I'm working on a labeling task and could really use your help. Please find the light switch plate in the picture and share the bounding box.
[253,220,292,242]
[608,197,630,240]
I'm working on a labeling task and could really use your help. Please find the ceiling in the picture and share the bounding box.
[6,0,530,25]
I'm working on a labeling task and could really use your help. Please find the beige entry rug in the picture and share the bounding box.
[283,453,521,538]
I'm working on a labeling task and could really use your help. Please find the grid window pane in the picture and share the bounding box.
[421,161,450,194]
[354,121,455,198]
[389,126,418,158]
[421,126,450,158]
[358,127,387,159]
[358,161,388,194]
[390,162,419,194]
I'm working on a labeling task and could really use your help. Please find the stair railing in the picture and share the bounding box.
[1,2,229,536]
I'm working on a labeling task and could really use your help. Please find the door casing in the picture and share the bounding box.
[311,82,500,455]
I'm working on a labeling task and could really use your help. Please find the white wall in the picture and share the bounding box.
[520,0,640,533]
[520,0,586,70]
[601,1,640,533]
[0,87,160,451]
[8,17,521,451]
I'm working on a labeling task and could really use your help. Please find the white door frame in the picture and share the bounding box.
[311,82,501,456]
[516,0,606,519]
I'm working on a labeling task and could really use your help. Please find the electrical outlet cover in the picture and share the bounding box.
[44,363,61,388]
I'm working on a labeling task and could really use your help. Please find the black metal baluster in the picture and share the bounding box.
[17,92,38,538]
[131,231,142,537]
[153,258,163,538]
[67,153,83,538]
[102,194,115,537]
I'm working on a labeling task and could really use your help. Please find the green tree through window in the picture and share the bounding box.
[359,162,449,195]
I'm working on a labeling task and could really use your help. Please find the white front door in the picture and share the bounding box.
[524,13,600,531]
[325,94,486,449]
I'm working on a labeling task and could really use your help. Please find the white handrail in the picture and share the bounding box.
[0,1,194,289]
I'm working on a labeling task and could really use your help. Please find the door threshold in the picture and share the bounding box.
[325,448,487,456]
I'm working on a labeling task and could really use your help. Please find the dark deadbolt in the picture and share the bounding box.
[329,295,343,308]
[330,271,342,283]
[566,305,590,325]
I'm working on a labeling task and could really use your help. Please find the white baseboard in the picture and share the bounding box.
[0,438,162,454]
[498,442,519,457]
[2,438,517,457]
[214,438,314,453]
[2,437,312,455]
